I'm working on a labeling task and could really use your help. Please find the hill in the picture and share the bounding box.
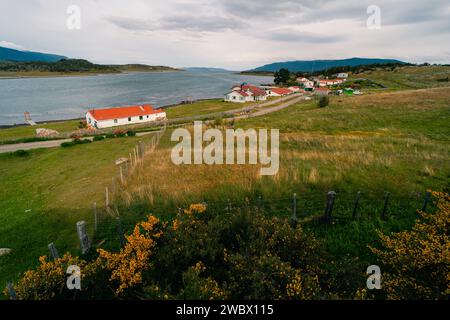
[0,46,67,63]
[0,59,181,77]
[250,57,407,72]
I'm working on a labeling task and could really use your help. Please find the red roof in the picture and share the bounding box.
[271,88,293,95]
[315,87,330,91]
[88,105,162,121]
[235,90,249,97]
[241,85,267,97]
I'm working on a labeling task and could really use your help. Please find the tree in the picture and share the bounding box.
[274,68,290,85]
[318,96,330,108]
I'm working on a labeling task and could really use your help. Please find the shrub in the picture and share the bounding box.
[3,253,110,300]
[369,192,449,300]
[12,149,30,157]
[78,120,87,129]
[61,141,76,148]
[127,130,136,137]
[105,133,116,139]
[61,139,92,147]
[93,135,105,141]
[318,96,330,108]
[113,129,127,137]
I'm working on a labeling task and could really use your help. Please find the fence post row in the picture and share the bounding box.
[352,191,361,219]
[324,191,336,223]
[381,191,390,220]
[76,221,91,254]
[47,242,59,260]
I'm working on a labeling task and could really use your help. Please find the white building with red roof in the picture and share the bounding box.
[225,84,268,103]
[86,105,166,129]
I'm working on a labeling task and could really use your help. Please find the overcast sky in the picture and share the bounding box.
[1,0,449,70]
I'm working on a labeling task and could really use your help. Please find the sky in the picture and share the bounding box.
[1,0,449,70]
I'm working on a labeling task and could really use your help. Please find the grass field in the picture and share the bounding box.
[0,134,157,289]
[350,65,450,90]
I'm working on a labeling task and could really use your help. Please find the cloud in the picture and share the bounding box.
[0,41,26,50]
[106,14,247,33]
[257,28,345,43]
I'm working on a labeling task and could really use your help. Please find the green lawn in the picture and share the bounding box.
[165,99,258,119]
[0,120,81,142]
[0,134,156,290]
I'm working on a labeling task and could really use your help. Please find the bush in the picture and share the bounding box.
[127,130,136,137]
[113,129,127,137]
[105,133,116,139]
[12,149,30,157]
[368,192,449,299]
[93,135,105,141]
[318,96,330,108]
[61,139,92,148]
[61,141,76,148]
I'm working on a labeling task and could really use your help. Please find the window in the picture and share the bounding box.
[139,116,143,120]
[114,119,118,124]
[128,117,132,122]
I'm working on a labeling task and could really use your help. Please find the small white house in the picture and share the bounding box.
[86,105,166,129]
[224,90,249,103]
[335,73,349,79]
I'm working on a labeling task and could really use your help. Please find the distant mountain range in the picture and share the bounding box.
[250,58,407,73]
[185,67,231,72]
[0,46,67,62]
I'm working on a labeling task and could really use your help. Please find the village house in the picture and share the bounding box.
[317,79,344,87]
[288,86,301,92]
[266,87,293,97]
[225,84,267,103]
[335,72,349,79]
[86,105,166,129]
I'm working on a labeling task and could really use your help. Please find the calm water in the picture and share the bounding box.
[0,70,273,125]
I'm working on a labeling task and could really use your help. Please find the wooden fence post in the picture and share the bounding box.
[421,191,432,212]
[324,191,336,223]
[116,218,125,247]
[381,192,390,220]
[93,202,98,232]
[111,177,116,194]
[48,242,59,260]
[129,152,133,168]
[292,193,297,221]
[105,187,109,208]
[6,282,17,300]
[76,221,91,254]
[120,166,124,185]
[352,191,361,219]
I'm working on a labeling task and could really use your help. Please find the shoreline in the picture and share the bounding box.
[0,69,184,80]
[0,97,224,129]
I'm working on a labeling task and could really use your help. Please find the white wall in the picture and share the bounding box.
[86,111,167,129]
[225,92,246,103]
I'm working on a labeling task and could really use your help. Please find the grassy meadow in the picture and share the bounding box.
[0,134,157,289]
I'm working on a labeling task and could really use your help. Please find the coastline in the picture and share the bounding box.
[0,97,223,129]
[0,69,183,80]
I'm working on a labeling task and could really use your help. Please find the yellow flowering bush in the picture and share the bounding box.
[4,253,103,300]
[98,215,162,295]
[369,192,450,299]
[180,262,227,300]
